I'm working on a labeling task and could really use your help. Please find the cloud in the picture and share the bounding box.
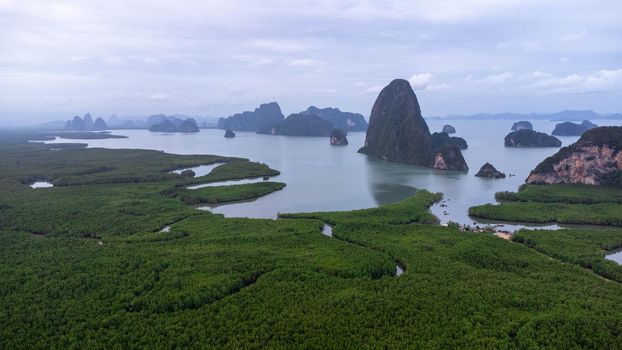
[561,30,588,43]
[409,73,434,90]
[287,58,324,67]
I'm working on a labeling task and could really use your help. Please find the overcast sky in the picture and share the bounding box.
[1,0,621,124]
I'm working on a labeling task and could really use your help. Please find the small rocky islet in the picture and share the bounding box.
[329,129,348,146]
[475,163,506,179]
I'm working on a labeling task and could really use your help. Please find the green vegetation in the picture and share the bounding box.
[176,182,286,205]
[191,160,280,184]
[513,229,622,282]
[1,131,622,349]
[280,189,441,225]
[495,184,622,204]
[473,184,622,226]
[470,202,622,226]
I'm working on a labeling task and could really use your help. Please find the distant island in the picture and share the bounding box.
[504,129,561,148]
[552,120,598,136]
[65,113,108,131]
[149,118,200,133]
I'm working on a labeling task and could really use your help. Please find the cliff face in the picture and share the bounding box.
[527,126,622,186]
[218,102,284,132]
[359,79,433,166]
[359,79,468,171]
[433,145,468,172]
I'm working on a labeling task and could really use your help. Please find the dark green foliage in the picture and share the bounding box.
[469,202,622,226]
[178,182,286,205]
[513,229,622,282]
[2,131,622,349]
[476,183,622,226]
[193,160,279,183]
[280,190,441,225]
[496,184,622,204]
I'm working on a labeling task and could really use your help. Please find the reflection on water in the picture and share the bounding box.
[188,178,267,190]
[30,181,53,189]
[605,248,622,265]
[42,119,622,229]
[171,163,223,177]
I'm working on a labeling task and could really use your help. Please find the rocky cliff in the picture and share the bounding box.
[504,129,561,147]
[218,102,284,132]
[359,79,468,171]
[302,106,367,132]
[330,129,348,145]
[526,127,622,186]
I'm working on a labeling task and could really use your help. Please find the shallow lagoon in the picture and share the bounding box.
[45,119,622,230]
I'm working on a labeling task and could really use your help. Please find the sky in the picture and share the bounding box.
[1,0,621,124]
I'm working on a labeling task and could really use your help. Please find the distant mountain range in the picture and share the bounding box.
[428,110,622,121]
[36,108,622,132]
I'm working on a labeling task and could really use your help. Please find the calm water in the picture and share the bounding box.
[606,248,622,265]
[45,119,622,230]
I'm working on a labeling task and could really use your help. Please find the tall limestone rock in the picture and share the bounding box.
[359,79,468,171]
[358,79,433,166]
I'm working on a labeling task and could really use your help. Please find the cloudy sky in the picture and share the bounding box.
[1,0,621,124]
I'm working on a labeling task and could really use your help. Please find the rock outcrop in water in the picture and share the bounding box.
[258,113,333,137]
[224,129,236,138]
[526,126,622,186]
[552,120,598,136]
[149,118,199,133]
[178,119,200,132]
[302,106,368,132]
[511,121,533,131]
[92,117,108,130]
[442,125,456,134]
[433,145,469,171]
[329,129,348,145]
[359,79,468,171]
[218,102,284,132]
[504,130,561,148]
[431,132,468,150]
[475,163,506,179]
